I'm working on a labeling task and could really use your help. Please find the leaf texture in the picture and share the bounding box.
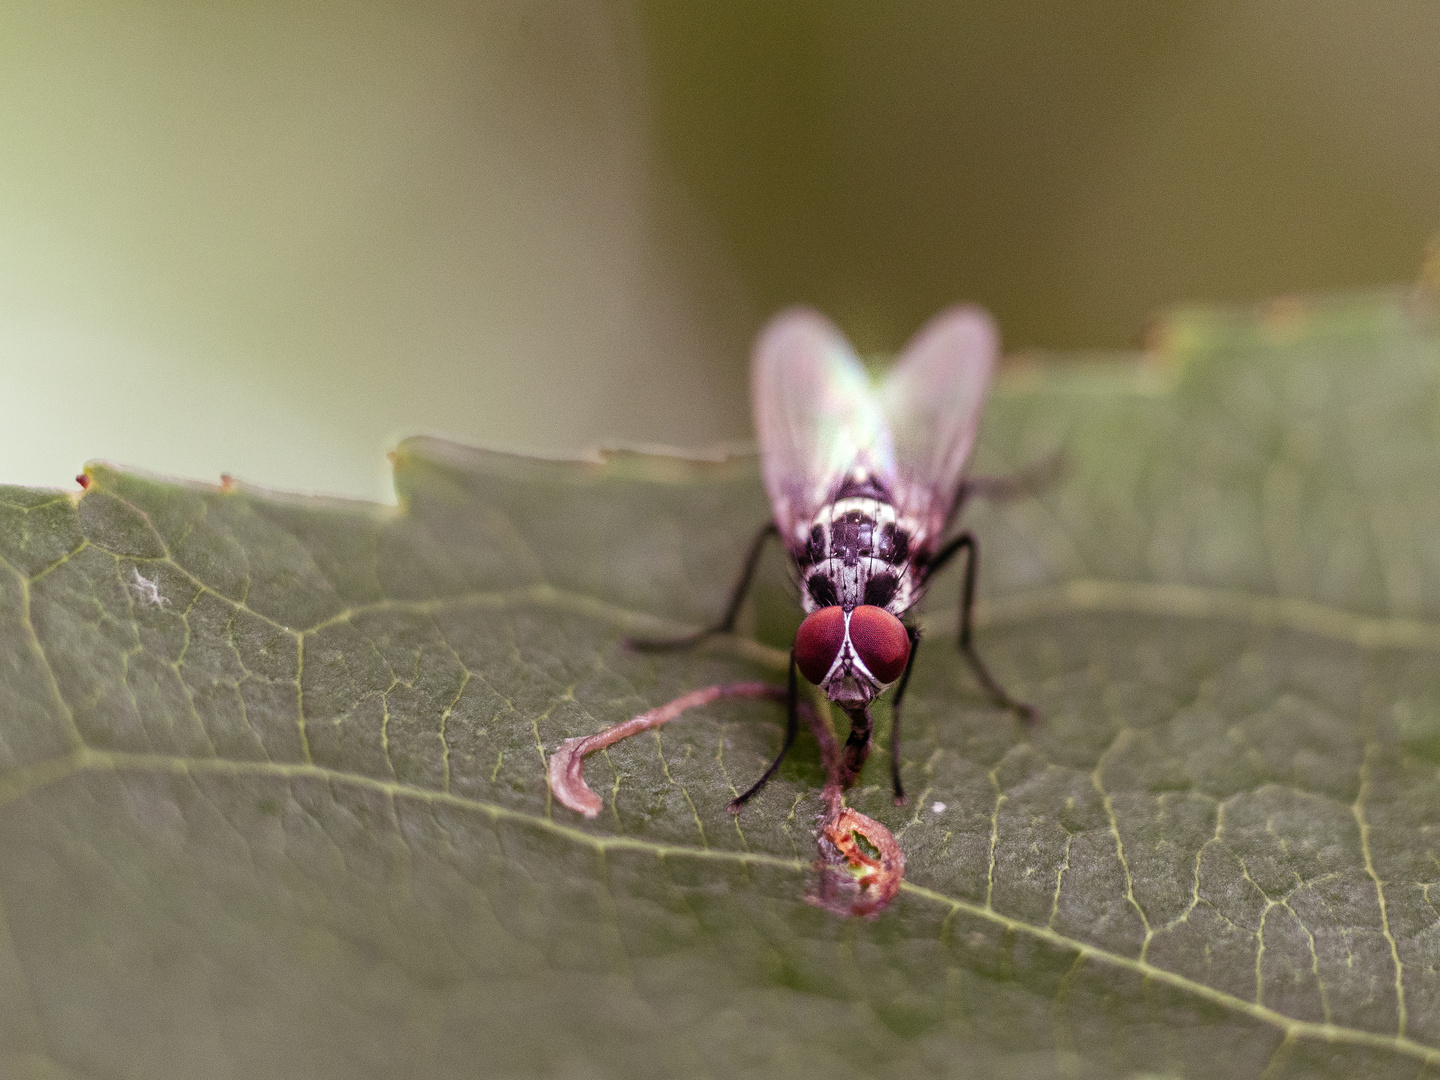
[2,291,1440,1078]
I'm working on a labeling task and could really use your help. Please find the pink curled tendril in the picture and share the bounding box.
[547,681,905,917]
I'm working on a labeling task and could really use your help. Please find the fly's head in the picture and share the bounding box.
[794,605,911,707]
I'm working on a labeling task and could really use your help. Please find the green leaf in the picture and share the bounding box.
[3,289,1440,1079]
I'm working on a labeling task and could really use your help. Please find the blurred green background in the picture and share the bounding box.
[2,1,1437,501]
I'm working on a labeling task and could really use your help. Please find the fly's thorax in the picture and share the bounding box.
[792,497,926,615]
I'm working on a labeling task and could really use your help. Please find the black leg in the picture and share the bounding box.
[729,647,800,811]
[928,532,1037,722]
[838,703,874,789]
[627,520,778,651]
[949,450,1065,522]
[886,624,922,804]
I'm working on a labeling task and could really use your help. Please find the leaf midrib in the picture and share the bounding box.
[0,744,1434,1068]
[11,530,1440,1066]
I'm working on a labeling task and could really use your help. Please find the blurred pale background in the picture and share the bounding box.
[2,1,1437,501]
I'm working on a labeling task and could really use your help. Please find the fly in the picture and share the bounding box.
[630,306,1044,809]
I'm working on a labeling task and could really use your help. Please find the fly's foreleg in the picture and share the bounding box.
[928,532,1037,723]
[626,520,778,651]
[839,703,874,790]
[728,647,800,811]
[886,623,922,804]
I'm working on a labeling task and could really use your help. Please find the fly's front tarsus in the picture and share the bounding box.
[887,623,923,805]
[838,702,875,789]
[726,645,800,812]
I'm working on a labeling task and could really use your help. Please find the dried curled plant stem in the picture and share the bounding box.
[548,683,788,818]
[547,681,905,917]
[808,805,906,919]
[794,697,905,917]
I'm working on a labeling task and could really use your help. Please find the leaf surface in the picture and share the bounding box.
[3,291,1440,1079]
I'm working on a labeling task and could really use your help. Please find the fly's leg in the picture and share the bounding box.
[928,532,1037,722]
[838,703,874,790]
[728,647,800,811]
[951,450,1065,519]
[886,624,922,804]
[626,520,778,651]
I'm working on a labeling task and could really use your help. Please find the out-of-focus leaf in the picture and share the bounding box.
[2,290,1440,1079]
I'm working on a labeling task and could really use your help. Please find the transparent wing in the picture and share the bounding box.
[751,308,894,549]
[879,306,998,544]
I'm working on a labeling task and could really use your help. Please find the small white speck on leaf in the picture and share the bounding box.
[931,801,946,814]
[129,567,168,608]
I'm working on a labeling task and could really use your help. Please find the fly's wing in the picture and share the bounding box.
[751,308,894,551]
[879,305,998,547]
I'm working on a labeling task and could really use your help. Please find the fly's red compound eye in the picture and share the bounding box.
[794,606,846,684]
[848,605,911,684]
